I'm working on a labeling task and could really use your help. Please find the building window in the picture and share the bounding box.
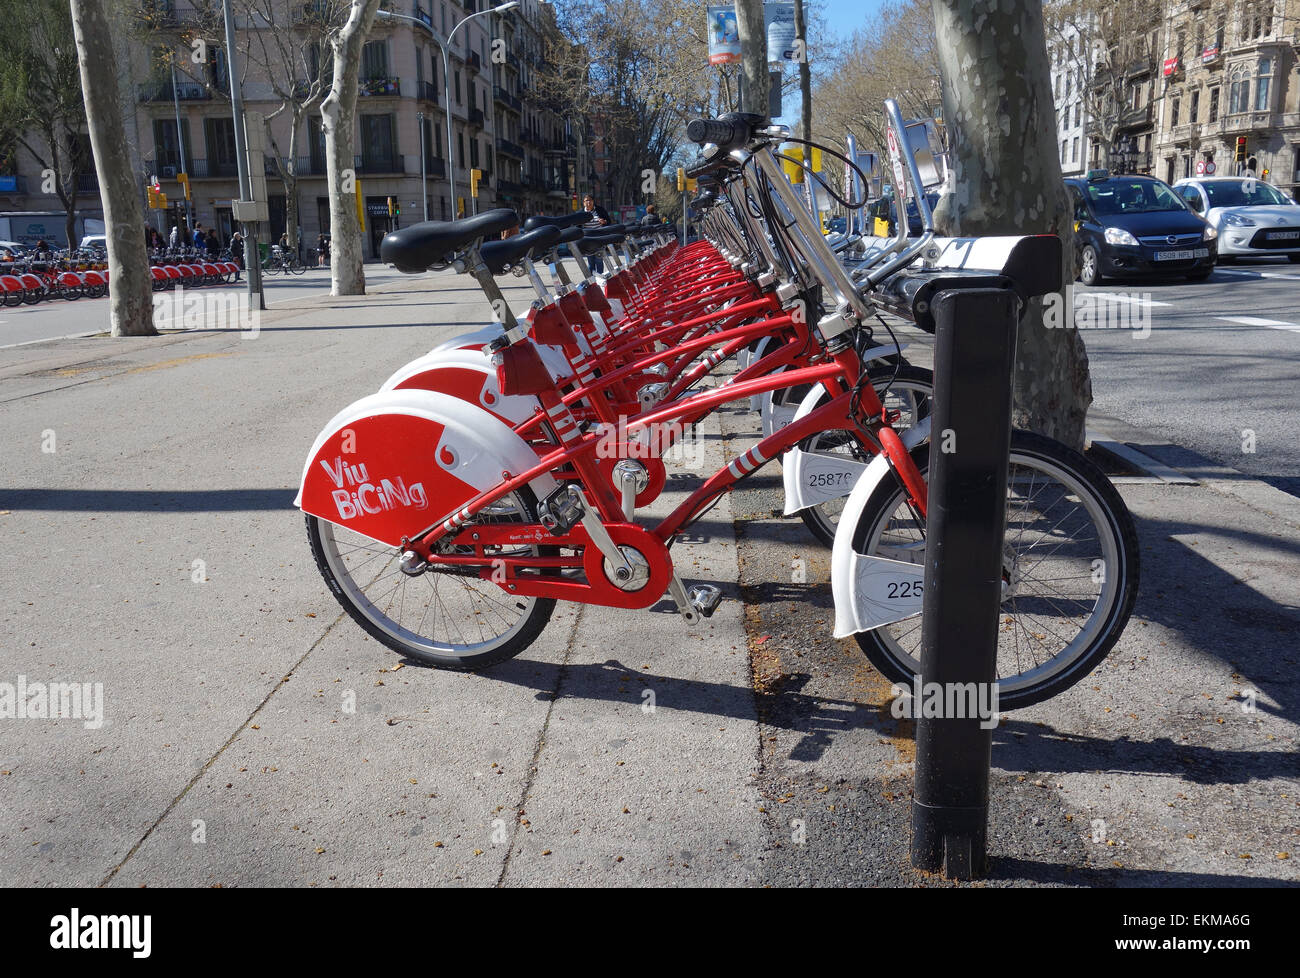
[359,114,396,171]
[1228,68,1249,115]
[1061,139,1068,163]
[1172,96,1180,127]
[361,41,388,80]
[1072,137,1079,163]
[1208,86,1219,122]
[1256,58,1272,112]
[205,117,238,175]
[1190,88,1200,123]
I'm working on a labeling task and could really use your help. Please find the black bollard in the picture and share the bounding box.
[910,287,1019,879]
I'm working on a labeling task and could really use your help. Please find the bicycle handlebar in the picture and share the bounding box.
[685,112,768,153]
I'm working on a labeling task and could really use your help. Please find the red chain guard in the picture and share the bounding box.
[444,522,672,609]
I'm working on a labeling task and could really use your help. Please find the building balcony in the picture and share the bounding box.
[137,81,211,102]
[497,178,524,196]
[294,157,330,176]
[77,172,99,195]
[497,137,524,159]
[355,154,404,174]
[417,80,440,104]
[493,85,521,113]
[468,51,482,73]
[413,2,432,28]
[427,157,446,178]
[467,107,485,128]
[360,76,402,97]
[1117,103,1153,130]
[146,158,238,179]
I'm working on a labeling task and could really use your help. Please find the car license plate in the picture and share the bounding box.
[1266,230,1300,241]
[1153,248,1208,261]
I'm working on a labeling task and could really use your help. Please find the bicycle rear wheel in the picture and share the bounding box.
[847,430,1139,709]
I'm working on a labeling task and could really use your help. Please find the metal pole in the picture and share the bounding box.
[418,110,428,221]
[442,43,457,216]
[910,286,1018,881]
[171,62,194,234]
[221,0,263,308]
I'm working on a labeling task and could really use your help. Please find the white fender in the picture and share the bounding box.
[780,346,909,513]
[295,389,557,547]
[829,418,932,638]
[379,348,540,426]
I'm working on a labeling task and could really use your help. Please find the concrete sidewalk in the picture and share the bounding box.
[0,271,1295,886]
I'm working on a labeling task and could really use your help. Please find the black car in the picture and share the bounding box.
[1066,171,1217,285]
[868,192,940,236]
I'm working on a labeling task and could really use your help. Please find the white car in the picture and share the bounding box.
[1172,176,1300,262]
[0,240,29,260]
[78,234,107,252]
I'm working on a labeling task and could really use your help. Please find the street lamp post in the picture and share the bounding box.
[375,2,519,222]
[417,110,428,222]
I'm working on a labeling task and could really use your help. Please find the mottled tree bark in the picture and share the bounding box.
[70,0,156,337]
[931,0,1091,449]
[734,0,768,116]
[322,0,380,296]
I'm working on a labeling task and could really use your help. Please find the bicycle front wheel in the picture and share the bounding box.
[848,430,1139,709]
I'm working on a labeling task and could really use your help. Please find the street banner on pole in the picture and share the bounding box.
[764,1,796,63]
[707,4,742,64]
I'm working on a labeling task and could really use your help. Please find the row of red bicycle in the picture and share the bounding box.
[1,253,240,306]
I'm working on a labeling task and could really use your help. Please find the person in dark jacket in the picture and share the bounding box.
[582,194,611,274]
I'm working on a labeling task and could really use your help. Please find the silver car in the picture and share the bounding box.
[1172,176,1300,263]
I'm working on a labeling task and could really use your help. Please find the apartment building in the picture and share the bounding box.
[1049,21,1093,176]
[1,0,592,257]
[1154,0,1300,195]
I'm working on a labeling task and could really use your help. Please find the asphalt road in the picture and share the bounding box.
[0,265,412,350]
[1074,256,1300,497]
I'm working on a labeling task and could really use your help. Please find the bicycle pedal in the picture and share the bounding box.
[687,584,723,618]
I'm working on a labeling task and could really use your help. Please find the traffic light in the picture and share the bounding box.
[686,177,698,192]
[177,172,191,200]
[159,192,167,207]
[1235,136,1247,163]
[355,178,365,232]
[470,168,482,198]
[387,196,395,217]
[677,167,685,191]
[146,186,157,209]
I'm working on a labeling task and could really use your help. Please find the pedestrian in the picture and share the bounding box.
[206,228,220,257]
[230,231,244,275]
[316,233,327,267]
[582,194,611,275]
[193,225,206,253]
[297,224,304,262]
[641,204,658,226]
[169,224,179,249]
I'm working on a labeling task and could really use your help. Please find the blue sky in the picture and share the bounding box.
[819,0,887,40]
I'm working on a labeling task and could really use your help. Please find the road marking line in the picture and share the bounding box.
[1093,293,1171,307]
[1216,315,1300,331]
[1086,431,1198,485]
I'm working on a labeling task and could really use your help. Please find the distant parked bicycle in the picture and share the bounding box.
[262,245,306,276]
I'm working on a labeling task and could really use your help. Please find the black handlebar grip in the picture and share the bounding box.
[686,117,738,147]
[683,156,716,179]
